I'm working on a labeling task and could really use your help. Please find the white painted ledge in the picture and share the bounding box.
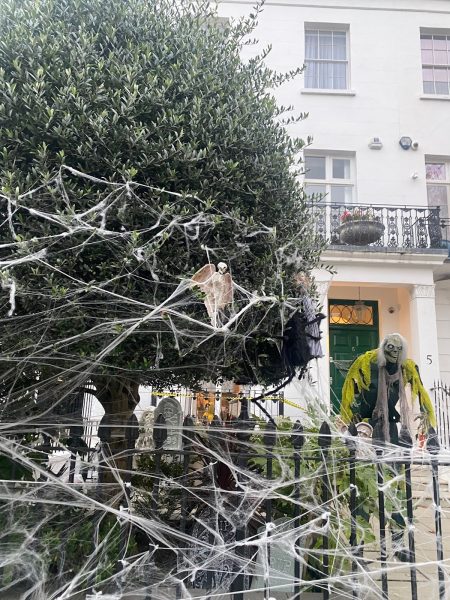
[301,88,356,96]
[420,94,450,101]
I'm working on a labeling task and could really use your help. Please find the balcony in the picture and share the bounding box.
[309,202,448,252]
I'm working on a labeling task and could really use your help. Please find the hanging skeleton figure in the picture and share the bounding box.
[191,262,233,327]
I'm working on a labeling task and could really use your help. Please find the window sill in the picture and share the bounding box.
[301,88,356,96]
[420,94,450,101]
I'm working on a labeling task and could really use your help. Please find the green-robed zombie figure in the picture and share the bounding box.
[340,332,436,561]
[340,332,435,444]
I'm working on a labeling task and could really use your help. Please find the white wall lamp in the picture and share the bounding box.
[368,137,383,150]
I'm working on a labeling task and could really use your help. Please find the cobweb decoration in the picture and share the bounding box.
[0,169,449,600]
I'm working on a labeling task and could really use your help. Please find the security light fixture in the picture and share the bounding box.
[399,136,413,150]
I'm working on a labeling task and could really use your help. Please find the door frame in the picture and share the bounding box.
[328,299,380,412]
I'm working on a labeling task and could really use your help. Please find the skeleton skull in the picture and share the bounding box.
[383,334,403,364]
[217,262,228,275]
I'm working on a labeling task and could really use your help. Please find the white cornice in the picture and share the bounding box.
[321,249,448,267]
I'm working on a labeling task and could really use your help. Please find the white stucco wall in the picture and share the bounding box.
[219,0,450,209]
[217,0,450,406]
[436,280,450,384]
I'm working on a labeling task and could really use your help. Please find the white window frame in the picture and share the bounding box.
[304,152,355,205]
[420,29,450,96]
[304,23,350,91]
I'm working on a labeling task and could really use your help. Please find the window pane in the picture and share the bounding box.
[423,67,434,81]
[433,35,447,50]
[435,80,449,94]
[305,183,326,198]
[427,184,447,204]
[435,67,449,81]
[318,31,333,59]
[421,49,434,64]
[318,62,333,88]
[331,185,352,204]
[305,61,318,88]
[423,80,435,93]
[427,184,449,219]
[305,30,318,59]
[421,35,433,49]
[305,155,326,179]
[333,62,347,88]
[333,31,347,60]
[435,50,449,65]
[426,163,446,180]
[332,158,350,179]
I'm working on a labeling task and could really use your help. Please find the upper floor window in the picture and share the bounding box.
[421,31,450,95]
[304,153,354,204]
[426,158,450,219]
[305,26,349,90]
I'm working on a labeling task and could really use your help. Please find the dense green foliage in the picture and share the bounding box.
[0,0,323,412]
[1,505,135,589]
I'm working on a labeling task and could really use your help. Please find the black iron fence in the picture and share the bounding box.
[135,407,448,600]
[433,380,450,449]
[3,403,450,599]
[309,203,446,250]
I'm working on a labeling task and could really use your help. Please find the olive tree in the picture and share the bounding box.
[0,0,322,448]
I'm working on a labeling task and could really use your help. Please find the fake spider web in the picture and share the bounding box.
[0,170,449,600]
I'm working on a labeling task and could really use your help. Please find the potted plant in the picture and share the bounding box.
[336,208,385,246]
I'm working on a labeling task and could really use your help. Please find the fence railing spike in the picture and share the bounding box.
[153,413,167,449]
[292,420,304,450]
[348,422,358,437]
[211,414,222,427]
[263,419,276,449]
[398,425,413,448]
[426,426,441,455]
[182,415,194,447]
[318,420,332,449]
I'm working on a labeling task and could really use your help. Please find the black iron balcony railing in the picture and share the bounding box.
[309,203,447,250]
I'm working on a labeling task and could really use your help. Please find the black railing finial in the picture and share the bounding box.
[318,420,332,450]
[426,426,441,455]
[182,415,194,448]
[348,422,358,437]
[154,413,167,450]
[398,425,413,448]
[263,419,276,449]
[292,420,304,450]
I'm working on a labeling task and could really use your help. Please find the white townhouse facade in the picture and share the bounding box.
[219,0,450,416]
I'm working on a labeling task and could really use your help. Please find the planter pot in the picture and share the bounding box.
[336,220,385,246]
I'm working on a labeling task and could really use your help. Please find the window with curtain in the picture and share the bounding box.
[421,32,450,95]
[304,153,354,204]
[426,159,450,220]
[305,27,348,89]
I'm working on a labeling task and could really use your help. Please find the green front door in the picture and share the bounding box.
[329,300,379,413]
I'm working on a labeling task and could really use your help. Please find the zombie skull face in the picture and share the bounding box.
[217,262,228,275]
[356,422,373,439]
[383,334,403,364]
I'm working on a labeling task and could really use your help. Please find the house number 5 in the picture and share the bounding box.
[426,355,433,364]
